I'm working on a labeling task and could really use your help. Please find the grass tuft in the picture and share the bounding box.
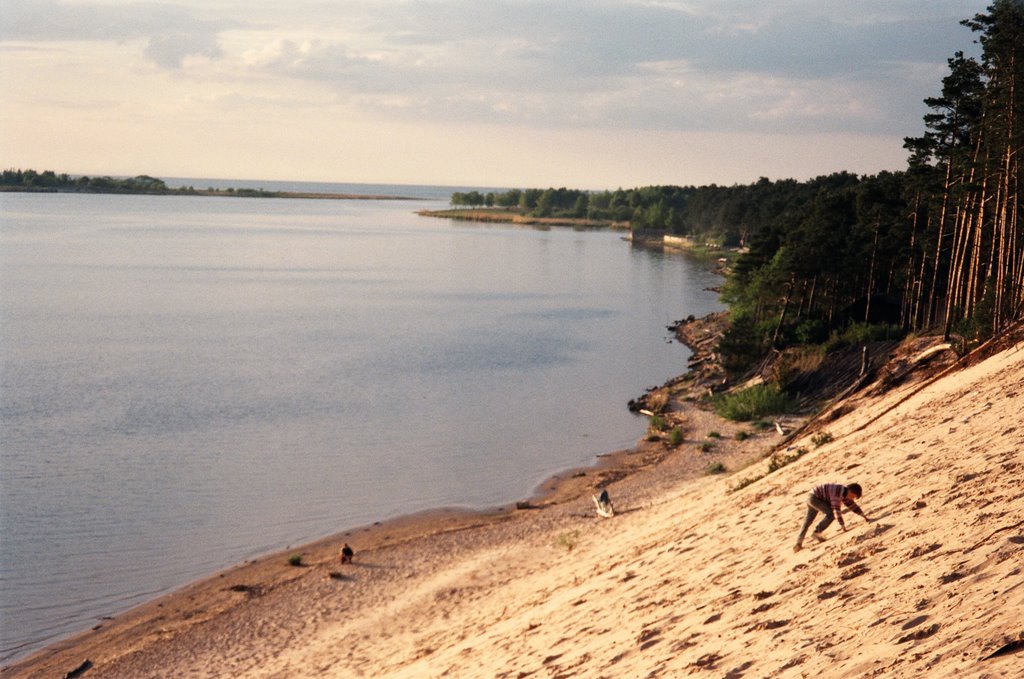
[557,531,580,551]
[713,384,792,422]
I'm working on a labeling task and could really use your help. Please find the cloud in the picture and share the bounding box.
[0,0,987,130]
[0,0,238,68]
[217,0,983,135]
[144,31,223,69]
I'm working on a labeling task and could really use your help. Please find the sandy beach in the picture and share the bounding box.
[4,323,1023,678]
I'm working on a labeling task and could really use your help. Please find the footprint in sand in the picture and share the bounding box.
[836,551,865,568]
[637,627,662,650]
[897,623,940,644]
[840,563,870,580]
[909,543,942,559]
[939,571,965,584]
[746,619,789,632]
[723,661,755,678]
[690,652,722,669]
[900,614,929,630]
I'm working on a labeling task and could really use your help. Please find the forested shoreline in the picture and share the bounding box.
[452,1,1023,372]
[0,170,411,200]
[1,170,217,195]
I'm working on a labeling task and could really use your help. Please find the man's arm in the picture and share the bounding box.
[844,498,870,522]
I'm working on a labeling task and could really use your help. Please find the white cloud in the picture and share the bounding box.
[0,0,239,68]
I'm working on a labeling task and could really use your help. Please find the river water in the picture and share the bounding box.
[0,185,722,662]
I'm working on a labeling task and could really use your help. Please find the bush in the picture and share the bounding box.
[795,318,828,344]
[767,447,808,473]
[707,462,727,475]
[650,414,668,432]
[713,384,792,422]
[707,431,722,439]
[699,441,714,452]
[731,474,764,492]
[735,431,751,441]
[811,431,834,448]
[669,427,684,446]
[288,554,303,567]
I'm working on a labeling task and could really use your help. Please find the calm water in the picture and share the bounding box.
[0,187,721,662]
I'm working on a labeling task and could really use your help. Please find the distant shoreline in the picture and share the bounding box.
[0,186,420,201]
[417,207,627,229]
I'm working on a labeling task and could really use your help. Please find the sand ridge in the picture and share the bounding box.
[4,337,1023,678]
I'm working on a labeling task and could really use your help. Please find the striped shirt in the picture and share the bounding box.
[812,483,864,530]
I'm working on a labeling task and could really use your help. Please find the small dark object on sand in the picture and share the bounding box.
[64,659,93,678]
[982,638,1024,660]
[340,543,355,563]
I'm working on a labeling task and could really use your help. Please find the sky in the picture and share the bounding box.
[0,0,991,190]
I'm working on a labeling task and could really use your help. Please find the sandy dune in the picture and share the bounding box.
[6,336,1023,678]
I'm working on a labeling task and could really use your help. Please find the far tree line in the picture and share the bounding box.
[1,169,180,193]
[0,169,284,198]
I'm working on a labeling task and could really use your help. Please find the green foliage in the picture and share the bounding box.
[713,384,792,422]
[718,313,765,373]
[823,322,903,353]
[706,462,727,475]
[649,415,668,432]
[795,319,828,345]
[288,554,303,567]
[707,431,722,439]
[669,427,684,446]
[735,430,751,441]
[1,168,174,194]
[699,441,714,452]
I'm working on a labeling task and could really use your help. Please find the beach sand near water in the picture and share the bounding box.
[4,336,1023,678]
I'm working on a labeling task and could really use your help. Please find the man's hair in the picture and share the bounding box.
[846,482,863,497]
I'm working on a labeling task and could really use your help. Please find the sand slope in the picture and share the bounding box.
[6,339,1023,678]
